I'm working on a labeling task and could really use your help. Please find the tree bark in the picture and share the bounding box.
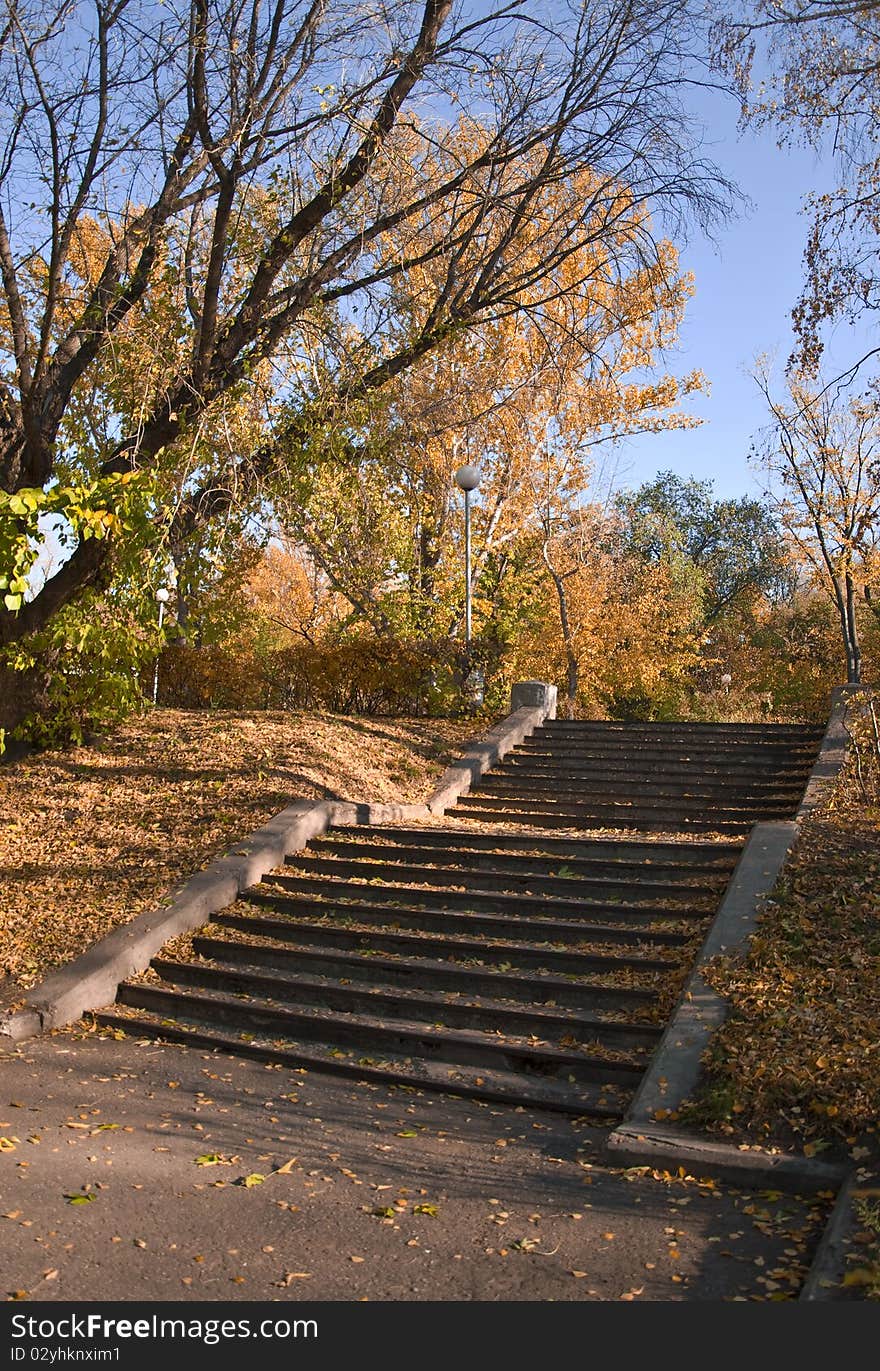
[543,540,578,719]
[844,570,862,683]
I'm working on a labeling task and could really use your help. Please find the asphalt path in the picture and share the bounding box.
[0,1027,833,1307]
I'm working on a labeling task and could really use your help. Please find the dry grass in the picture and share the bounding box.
[0,708,475,1002]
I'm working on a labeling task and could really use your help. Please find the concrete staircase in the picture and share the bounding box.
[97,720,823,1119]
[447,720,824,834]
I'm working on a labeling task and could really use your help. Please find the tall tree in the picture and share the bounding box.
[613,470,793,621]
[0,0,731,731]
[716,0,880,373]
[271,180,706,677]
[752,365,880,683]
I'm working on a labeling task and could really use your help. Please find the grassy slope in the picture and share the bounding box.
[0,708,475,1002]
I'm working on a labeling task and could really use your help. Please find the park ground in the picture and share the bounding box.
[0,703,878,1300]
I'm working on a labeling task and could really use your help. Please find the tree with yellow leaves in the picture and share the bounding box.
[753,365,880,684]
[0,0,733,738]
[269,142,707,698]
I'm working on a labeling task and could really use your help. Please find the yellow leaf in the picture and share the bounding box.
[842,1268,879,1287]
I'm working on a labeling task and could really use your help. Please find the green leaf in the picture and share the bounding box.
[64,1193,96,1205]
[240,1173,265,1188]
[195,1153,223,1167]
[3,593,22,612]
[413,1203,438,1217]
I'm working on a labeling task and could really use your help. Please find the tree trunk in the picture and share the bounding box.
[543,541,578,719]
[831,573,861,683]
[845,571,862,683]
[0,661,51,739]
[0,536,109,649]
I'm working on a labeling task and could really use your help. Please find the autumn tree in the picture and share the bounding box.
[752,366,880,683]
[0,0,732,735]
[512,508,708,720]
[716,0,880,372]
[270,160,707,694]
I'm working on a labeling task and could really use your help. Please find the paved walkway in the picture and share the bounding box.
[1,1028,833,1303]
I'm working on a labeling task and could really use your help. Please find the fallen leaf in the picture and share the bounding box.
[842,1268,878,1287]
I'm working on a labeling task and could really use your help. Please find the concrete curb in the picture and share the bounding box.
[605,687,864,1194]
[799,1169,880,1300]
[427,705,550,815]
[799,1173,860,1299]
[607,1121,847,1194]
[796,683,868,823]
[425,681,557,816]
[0,681,558,1048]
[0,798,336,1044]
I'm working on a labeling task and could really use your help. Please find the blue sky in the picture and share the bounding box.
[613,82,875,502]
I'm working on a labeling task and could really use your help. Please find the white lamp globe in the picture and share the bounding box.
[454,464,481,492]
[155,587,171,604]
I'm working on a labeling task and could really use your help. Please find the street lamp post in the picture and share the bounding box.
[152,586,171,705]
[454,463,481,646]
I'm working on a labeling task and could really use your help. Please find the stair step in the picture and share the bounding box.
[504,755,815,780]
[449,794,778,820]
[537,721,823,739]
[95,1008,631,1119]
[515,751,816,773]
[221,905,680,975]
[149,956,662,1048]
[259,872,710,921]
[113,981,645,1085]
[468,783,798,816]
[311,835,737,881]
[198,930,661,1011]
[325,826,742,866]
[444,805,753,834]
[279,855,720,905]
[534,723,822,734]
[246,890,698,945]
[484,771,805,799]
